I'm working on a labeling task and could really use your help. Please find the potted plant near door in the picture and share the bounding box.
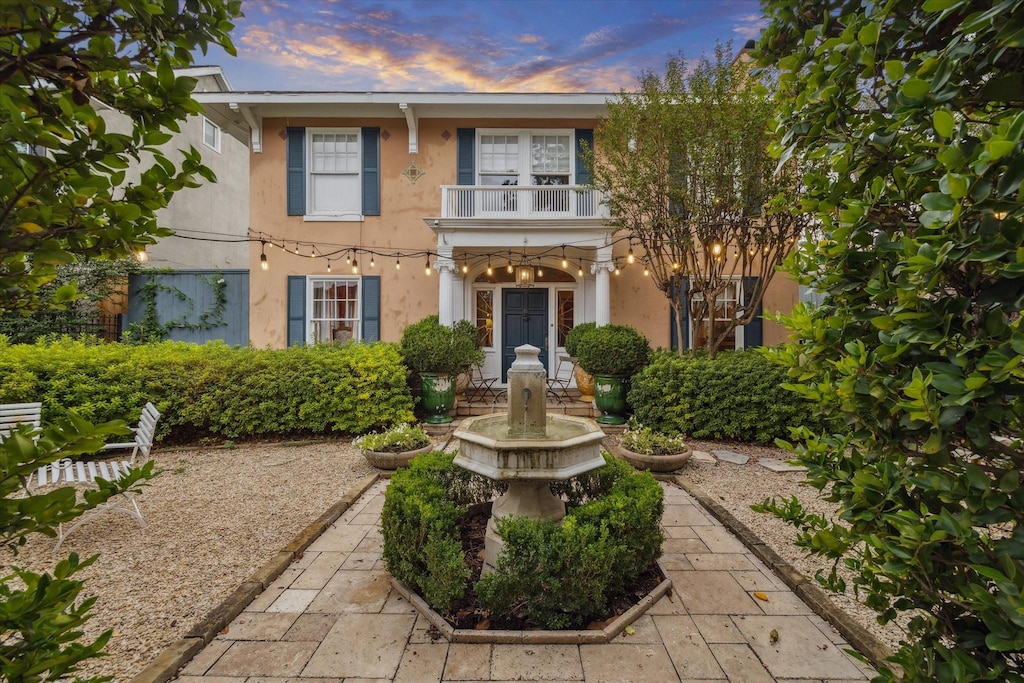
[400,315,484,424]
[563,321,596,402]
[574,323,651,425]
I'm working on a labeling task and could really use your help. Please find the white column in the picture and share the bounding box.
[435,247,456,326]
[592,245,614,326]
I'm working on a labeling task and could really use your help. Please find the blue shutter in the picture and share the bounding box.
[361,275,381,342]
[287,275,306,346]
[456,129,475,185]
[742,276,763,348]
[669,276,691,351]
[575,129,594,185]
[361,127,380,216]
[286,128,306,216]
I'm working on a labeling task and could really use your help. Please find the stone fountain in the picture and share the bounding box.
[453,344,606,573]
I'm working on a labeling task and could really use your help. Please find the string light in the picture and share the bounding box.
[135,248,148,263]
[352,259,359,274]
[711,243,723,257]
[614,262,621,275]
[370,255,376,268]
[643,263,649,277]
[506,255,514,274]
[259,241,268,271]
[346,250,352,265]
[294,244,300,255]
[486,258,493,276]
[561,247,568,269]
[310,246,316,258]
[627,245,635,264]
[578,260,584,277]
[327,260,332,273]
[395,258,401,270]
[462,261,469,274]
[424,257,431,275]
[537,265,544,278]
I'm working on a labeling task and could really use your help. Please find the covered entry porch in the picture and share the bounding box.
[427,220,617,386]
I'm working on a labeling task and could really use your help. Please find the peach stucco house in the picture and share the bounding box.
[196,88,798,385]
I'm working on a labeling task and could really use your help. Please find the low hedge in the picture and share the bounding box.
[627,349,832,444]
[380,451,664,629]
[0,336,415,440]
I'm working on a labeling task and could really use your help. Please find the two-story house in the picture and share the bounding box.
[195,90,799,384]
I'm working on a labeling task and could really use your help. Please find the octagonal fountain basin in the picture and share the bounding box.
[453,413,606,481]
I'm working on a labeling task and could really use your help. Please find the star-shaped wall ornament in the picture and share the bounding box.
[401,160,426,184]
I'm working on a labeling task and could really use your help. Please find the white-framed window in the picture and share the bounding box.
[202,117,221,153]
[477,129,574,187]
[690,280,743,350]
[308,128,361,217]
[309,278,360,343]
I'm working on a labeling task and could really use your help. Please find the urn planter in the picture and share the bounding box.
[361,444,434,470]
[420,372,456,424]
[610,440,693,472]
[593,374,628,425]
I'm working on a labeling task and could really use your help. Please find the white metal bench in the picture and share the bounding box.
[33,402,160,549]
[0,402,43,440]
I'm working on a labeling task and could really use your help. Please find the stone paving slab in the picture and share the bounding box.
[172,480,876,683]
[711,449,750,465]
[757,458,807,473]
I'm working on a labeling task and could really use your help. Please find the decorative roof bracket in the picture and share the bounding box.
[399,102,417,154]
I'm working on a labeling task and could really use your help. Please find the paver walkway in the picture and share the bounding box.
[175,480,876,682]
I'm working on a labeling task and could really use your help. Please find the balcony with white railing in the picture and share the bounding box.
[440,185,609,220]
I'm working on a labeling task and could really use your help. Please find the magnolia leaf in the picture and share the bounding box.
[933,110,955,138]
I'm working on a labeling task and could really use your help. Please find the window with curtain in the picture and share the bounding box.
[310,278,360,343]
[308,130,360,215]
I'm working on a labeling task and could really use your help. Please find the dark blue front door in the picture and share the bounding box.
[502,288,548,382]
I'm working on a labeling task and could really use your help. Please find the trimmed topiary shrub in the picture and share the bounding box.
[379,451,664,629]
[574,324,651,377]
[399,315,484,377]
[627,349,829,443]
[563,321,596,359]
[0,336,415,440]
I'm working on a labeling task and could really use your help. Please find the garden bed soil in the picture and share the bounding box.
[439,501,664,631]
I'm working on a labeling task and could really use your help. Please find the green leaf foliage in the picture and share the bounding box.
[2,415,157,681]
[627,350,831,444]
[0,337,416,439]
[574,323,651,377]
[380,452,664,629]
[758,0,1024,680]
[0,0,242,312]
[399,315,484,377]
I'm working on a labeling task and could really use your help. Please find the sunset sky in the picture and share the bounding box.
[201,0,767,93]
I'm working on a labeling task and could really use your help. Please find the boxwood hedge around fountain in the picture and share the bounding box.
[380,451,664,630]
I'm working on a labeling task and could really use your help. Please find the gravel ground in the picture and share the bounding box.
[3,437,905,681]
[2,439,376,682]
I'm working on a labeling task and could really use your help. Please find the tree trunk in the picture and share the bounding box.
[671,298,687,357]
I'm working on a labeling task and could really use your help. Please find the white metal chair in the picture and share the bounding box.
[0,402,43,440]
[33,402,160,549]
[546,354,575,404]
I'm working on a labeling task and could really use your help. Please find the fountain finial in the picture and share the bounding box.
[507,344,547,437]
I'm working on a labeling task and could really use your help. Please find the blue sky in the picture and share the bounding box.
[201,0,766,92]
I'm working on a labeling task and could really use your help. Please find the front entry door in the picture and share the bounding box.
[502,288,548,382]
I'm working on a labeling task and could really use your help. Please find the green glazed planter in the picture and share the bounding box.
[593,374,628,425]
[420,372,456,424]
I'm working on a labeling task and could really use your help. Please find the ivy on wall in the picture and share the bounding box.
[123,271,228,344]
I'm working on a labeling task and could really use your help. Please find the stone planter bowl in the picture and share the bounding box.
[610,440,693,473]
[361,444,434,470]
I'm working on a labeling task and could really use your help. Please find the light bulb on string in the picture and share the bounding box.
[486,258,493,276]
[643,263,650,277]
[614,262,621,275]
[346,250,352,265]
[578,260,584,277]
[310,246,316,258]
[370,255,376,268]
[293,243,300,255]
[627,246,635,264]
[259,241,269,271]
[462,261,469,274]
[506,257,514,274]
[537,264,544,278]
[425,257,431,276]
[395,258,401,270]
[352,259,359,274]
[561,247,568,269]
[135,248,148,263]
[327,260,332,273]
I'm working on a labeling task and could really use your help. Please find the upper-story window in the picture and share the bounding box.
[477,130,574,186]
[202,117,221,152]
[308,128,361,217]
